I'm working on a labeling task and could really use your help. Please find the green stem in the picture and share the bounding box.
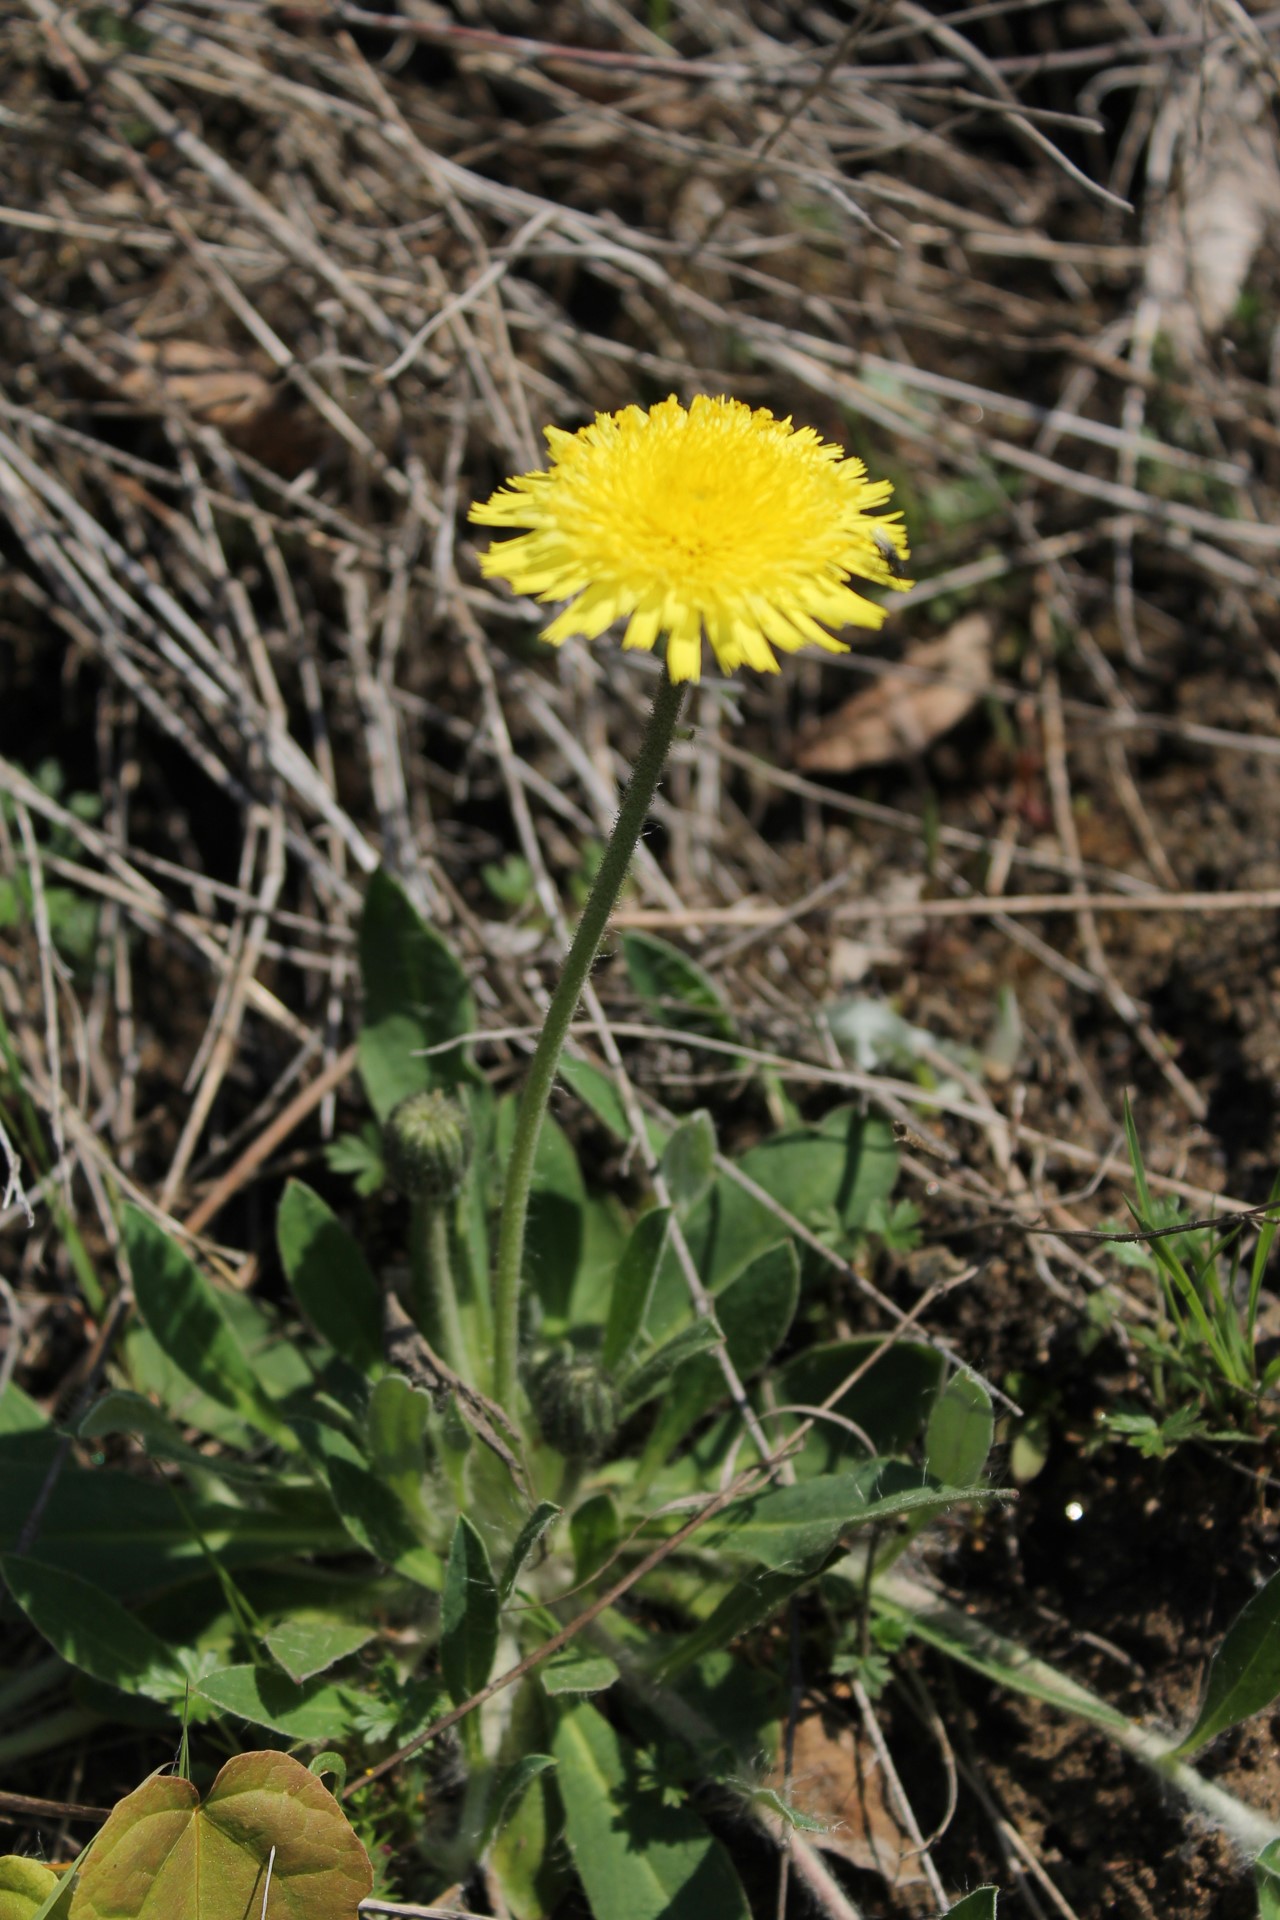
[410,1196,468,1376]
[492,669,687,1413]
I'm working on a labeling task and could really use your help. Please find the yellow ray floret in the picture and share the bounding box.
[468,393,911,684]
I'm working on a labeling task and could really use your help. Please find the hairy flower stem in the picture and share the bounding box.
[410,1196,468,1376]
[492,670,687,1413]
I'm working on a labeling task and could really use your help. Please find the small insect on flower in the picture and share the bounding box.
[469,393,911,684]
[872,524,912,579]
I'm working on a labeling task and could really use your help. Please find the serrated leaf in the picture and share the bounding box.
[2,1556,179,1703]
[1178,1566,1280,1755]
[925,1371,994,1489]
[264,1618,375,1683]
[441,1516,499,1708]
[277,1181,383,1374]
[358,868,474,1119]
[123,1206,289,1444]
[602,1208,671,1373]
[553,1701,750,1920]
[65,1750,371,1919]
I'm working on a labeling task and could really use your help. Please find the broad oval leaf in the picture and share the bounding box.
[661,1114,717,1218]
[1178,1566,1280,1756]
[553,1701,750,1920]
[277,1181,383,1374]
[66,1750,371,1920]
[925,1371,995,1489]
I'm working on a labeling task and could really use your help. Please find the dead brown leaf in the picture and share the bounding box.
[767,1705,928,1887]
[794,614,994,774]
[114,338,277,428]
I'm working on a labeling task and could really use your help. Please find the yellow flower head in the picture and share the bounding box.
[468,393,910,684]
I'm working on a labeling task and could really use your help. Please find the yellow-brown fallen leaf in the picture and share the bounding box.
[794,613,994,774]
[766,1705,929,1887]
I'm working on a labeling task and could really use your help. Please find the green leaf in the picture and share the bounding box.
[2,1556,179,1702]
[1256,1837,1280,1920]
[553,1701,751,1920]
[122,1206,288,1444]
[649,1111,899,1334]
[358,867,474,1119]
[773,1339,945,1473]
[1178,1567,1280,1755]
[195,1665,360,1741]
[622,932,738,1046]
[365,1373,433,1530]
[542,1652,619,1697]
[495,1103,585,1327]
[498,1502,562,1605]
[292,1419,440,1589]
[711,1462,993,1571]
[0,1439,348,1599]
[479,1754,557,1854]
[441,1516,499,1707]
[66,1750,371,1919]
[945,1891,998,1919]
[640,1242,798,1466]
[925,1372,995,1489]
[661,1114,717,1217]
[264,1618,375,1683]
[277,1181,383,1374]
[619,1316,723,1418]
[78,1390,271,1487]
[0,1859,60,1920]
[570,1493,619,1584]
[602,1208,671,1372]
[18,1864,74,1920]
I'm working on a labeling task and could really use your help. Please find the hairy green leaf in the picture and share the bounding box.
[553,1702,750,1920]
[277,1181,383,1374]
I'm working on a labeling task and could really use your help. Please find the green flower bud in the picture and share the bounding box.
[383,1090,472,1202]
[528,1346,619,1462]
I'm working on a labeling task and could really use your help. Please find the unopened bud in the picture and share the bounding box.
[383,1090,472,1202]
[528,1346,619,1461]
